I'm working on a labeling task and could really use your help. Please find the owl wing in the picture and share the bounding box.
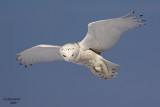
[80,11,145,52]
[16,44,64,67]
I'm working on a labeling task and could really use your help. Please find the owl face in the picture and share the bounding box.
[60,43,80,62]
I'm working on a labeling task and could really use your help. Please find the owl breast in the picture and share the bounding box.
[73,49,101,67]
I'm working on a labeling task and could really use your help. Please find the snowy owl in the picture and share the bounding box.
[16,11,145,80]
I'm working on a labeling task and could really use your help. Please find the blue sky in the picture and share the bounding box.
[0,0,160,107]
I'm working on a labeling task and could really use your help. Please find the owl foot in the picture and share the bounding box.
[94,66,102,72]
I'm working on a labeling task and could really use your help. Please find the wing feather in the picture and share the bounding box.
[80,11,145,52]
[16,44,63,67]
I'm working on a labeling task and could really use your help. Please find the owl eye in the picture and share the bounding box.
[72,54,74,56]
[63,55,66,57]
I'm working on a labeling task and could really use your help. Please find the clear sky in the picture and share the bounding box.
[0,0,160,107]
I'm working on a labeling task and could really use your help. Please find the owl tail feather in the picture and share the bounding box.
[89,58,120,80]
[102,59,120,79]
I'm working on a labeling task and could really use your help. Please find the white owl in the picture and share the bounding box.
[16,11,145,80]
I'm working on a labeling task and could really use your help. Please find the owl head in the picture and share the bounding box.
[59,43,80,62]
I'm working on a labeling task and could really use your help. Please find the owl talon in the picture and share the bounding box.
[94,66,102,72]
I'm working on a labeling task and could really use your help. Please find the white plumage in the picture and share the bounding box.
[16,11,145,80]
[80,12,145,52]
[16,45,63,67]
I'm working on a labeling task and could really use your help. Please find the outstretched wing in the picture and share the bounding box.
[80,11,145,53]
[16,44,63,67]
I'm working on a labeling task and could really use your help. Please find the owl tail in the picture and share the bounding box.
[102,59,120,79]
[89,59,120,80]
